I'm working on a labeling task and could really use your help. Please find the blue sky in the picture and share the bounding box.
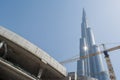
[0,0,120,79]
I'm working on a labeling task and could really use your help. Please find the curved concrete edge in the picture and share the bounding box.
[0,26,67,76]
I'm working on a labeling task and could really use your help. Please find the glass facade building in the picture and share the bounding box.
[77,9,109,80]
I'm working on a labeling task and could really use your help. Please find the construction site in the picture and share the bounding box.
[0,8,119,80]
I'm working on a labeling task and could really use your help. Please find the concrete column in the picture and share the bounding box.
[37,68,43,80]
[2,43,8,59]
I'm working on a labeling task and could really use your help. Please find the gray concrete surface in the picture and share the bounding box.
[0,26,67,80]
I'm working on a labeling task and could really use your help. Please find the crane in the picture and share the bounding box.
[60,44,120,80]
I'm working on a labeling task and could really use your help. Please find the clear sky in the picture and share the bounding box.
[0,0,120,79]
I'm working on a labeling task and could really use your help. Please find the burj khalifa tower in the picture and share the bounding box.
[77,9,109,80]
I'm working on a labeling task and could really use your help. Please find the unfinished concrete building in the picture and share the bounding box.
[0,26,67,80]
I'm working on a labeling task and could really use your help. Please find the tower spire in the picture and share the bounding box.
[81,8,88,38]
[77,9,109,80]
[82,8,86,22]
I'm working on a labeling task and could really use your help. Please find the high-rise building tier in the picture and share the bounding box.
[77,9,110,80]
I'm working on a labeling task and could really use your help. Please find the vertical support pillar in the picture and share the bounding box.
[0,41,8,59]
[3,43,8,59]
[37,68,43,80]
[0,41,4,48]
[69,77,71,80]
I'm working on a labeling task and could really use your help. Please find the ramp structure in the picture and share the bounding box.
[0,26,67,80]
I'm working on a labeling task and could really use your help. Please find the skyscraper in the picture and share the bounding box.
[77,9,110,80]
